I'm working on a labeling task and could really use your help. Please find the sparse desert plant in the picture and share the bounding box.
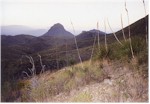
[104,20,108,52]
[25,55,36,76]
[125,1,134,59]
[89,30,97,65]
[65,41,69,66]
[70,21,84,69]
[95,45,109,60]
[142,0,148,44]
[64,78,77,92]
[107,19,123,46]
[71,91,93,102]
[97,22,100,53]
[55,42,59,70]
[38,54,45,74]
[120,14,126,41]
[88,64,104,82]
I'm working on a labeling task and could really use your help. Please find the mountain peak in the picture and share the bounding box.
[53,23,63,26]
[52,23,64,29]
[43,23,73,38]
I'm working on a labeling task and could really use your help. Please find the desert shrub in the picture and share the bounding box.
[88,65,104,82]
[93,42,130,61]
[131,37,145,54]
[96,46,109,59]
[131,36,148,65]
[21,69,76,102]
[93,36,147,62]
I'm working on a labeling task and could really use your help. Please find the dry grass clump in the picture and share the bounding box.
[18,58,148,102]
[71,91,93,102]
[19,61,106,102]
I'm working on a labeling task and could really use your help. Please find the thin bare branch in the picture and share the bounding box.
[97,22,100,52]
[56,43,59,70]
[89,33,97,65]
[142,0,148,44]
[121,14,126,41]
[70,20,84,69]
[26,55,36,76]
[104,19,108,52]
[54,35,59,70]
[28,68,33,75]
[22,71,30,78]
[125,0,134,58]
[142,0,147,16]
[107,19,123,46]
[65,41,69,66]
[38,54,45,74]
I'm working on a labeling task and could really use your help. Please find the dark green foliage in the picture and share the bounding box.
[94,36,147,62]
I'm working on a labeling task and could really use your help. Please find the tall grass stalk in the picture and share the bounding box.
[65,41,69,66]
[97,22,100,52]
[107,19,123,46]
[104,19,108,52]
[142,0,148,44]
[89,32,97,65]
[125,1,135,58]
[55,42,59,70]
[70,21,84,69]
[121,14,126,41]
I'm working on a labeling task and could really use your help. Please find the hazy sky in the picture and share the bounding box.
[1,0,149,34]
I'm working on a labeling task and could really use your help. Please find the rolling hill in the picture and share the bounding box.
[1,15,148,89]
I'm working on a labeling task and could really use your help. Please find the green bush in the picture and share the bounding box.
[94,36,147,62]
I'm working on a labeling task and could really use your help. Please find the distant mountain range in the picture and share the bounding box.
[1,25,47,36]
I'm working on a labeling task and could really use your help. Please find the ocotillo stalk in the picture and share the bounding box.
[121,14,126,41]
[65,41,69,66]
[142,0,148,44]
[107,19,123,46]
[97,22,100,53]
[104,20,108,52]
[70,21,84,69]
[55,42,59,70]
[125,1,134,58]
[89,33,97,65]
